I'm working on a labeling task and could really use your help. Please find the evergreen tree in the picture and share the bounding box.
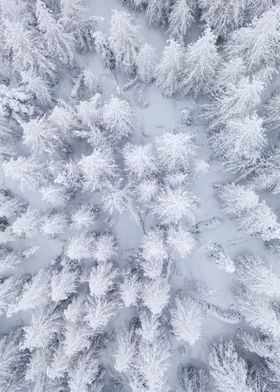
[155,39,184,97]
[182,28,220,96]
[168,0,195,42]
[109,10,141,75]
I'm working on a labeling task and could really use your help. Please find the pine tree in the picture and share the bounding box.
[168,0,195,42]
[109,10,141,75]
[64,322,92,358]
[178,365,210,392]
[119,274,139,307]
[85,297,116,333]
[171,295,204,346]
[10,269,50,314]
[0,328,29,392]
[88,261,117,298]
[167,226,195,258]
[141,229,167,279]
[155,39,184,97]
[103,96,135,141]
[22,305,63,349]
[114,330,136,373]
[136,335,171,392]
[182,28,220,96]
[146,0,172,26]
[236,288,280,338]
[154,187,198,225]
[41,211,68,237]
[11,208,41,238]
[123,143,156,179]
[199,0,247,38]
[142,278,170,315]
[236,255,280,298]
[209,340,251,392]
[205,77,264,131]
[50,266,78,302]
[66,234,93,260]
[68,350,100,392]
[79,147,116,191]
[36,0,74,65]
[211,113,267,172]
[136,44,157,84]
[155,132,196,172]
[3,156,48,190]
[228,5,280,71]
[61,0,99,52]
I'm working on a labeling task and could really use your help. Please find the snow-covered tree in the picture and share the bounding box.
[93,31,115,69]
[217,183,280,241]
[123,143,156,179]
[103,97,135,141]
[21,70,52,106]
[0,328,29,392]
[0,247,21,277]
[209,340,251,392]
[182,28,220,96]
[167,226,195,258]
[47,343,69,380]
[11,208,41,238]
[253,148,280,194]
[211,114,267,172]
[109,10,141,75]
[141,229,168,279]
[120,274,139,307]
[142,278,170,315]
[0,276,25,316]
[22,305,62,349]
[36,0,74,64]
[171,295,204,346]
[10,269,50,314]
[64,295,86,323]
[216,183,259,218]
[4,20,56,79]
[114,330,136,373]
[178,365,210,392]
[154,187,198,225]
[41,211,68,237]
[265,94,280,133]
[199,0,247,38]
[236,256,280,298]
[136,43,157,84]
[205,77,264,131]
[236,288,280,338]
[85,297,116,333]
[64,322,92,358]
[71,204,95,230]
[228,5,280,71]
[146,0,172,26]
[68,351,100,392]
[88,261,116,298]
[50,266,78,302]
[155,132,196,172]
[93,234,116,263]
[66,234,93,261]
[61,0,99,52]
[3,157,48,190]
[155,39,184,97]
[79,147,116,191]
[136,335,171,392]
[168,0,194,42]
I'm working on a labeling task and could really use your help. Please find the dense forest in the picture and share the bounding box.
[1,0,280,391]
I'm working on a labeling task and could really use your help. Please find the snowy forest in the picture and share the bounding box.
[2,0,280,391]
